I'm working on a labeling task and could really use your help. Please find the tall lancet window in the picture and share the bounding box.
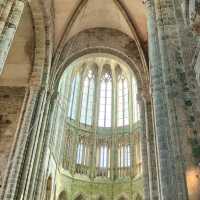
[117,74,129,127]
[80,70,95,125]
[68,72,80,120]
[98,71,112,127]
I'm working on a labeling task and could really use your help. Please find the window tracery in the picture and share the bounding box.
[80,70,95,126]
[59,55,142,179]
[98,71,112,127]
[117,74,129,127]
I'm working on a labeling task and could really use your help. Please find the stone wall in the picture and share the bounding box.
[0,87,25,186]
[56,170,144,200]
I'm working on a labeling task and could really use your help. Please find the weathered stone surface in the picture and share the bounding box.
[0,87,25,186]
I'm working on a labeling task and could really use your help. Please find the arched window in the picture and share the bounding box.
[98,71,112,127]
[117,74,129,127]
[99,145,109,168]
[80,70,95,125]
[76,142,88,165]
[62,55,141,179]
[118,144,131,168]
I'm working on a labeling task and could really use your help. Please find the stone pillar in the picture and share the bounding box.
[145,1,175,199]
[0,0,24,74]
[145,0,200,199]
[139,94,150,200]
[143,95,159,200]
[32,91,58,200]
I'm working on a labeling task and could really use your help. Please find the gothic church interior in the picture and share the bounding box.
[0,0,200,200]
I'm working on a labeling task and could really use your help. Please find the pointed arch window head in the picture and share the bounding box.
[117,74,129,127]
[64,55,140,131]
[80,70,95,126]
[98,71,112,128]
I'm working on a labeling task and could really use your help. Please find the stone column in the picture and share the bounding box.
[145,0,200,199]
[139,94,150,200]
[0,0,24,74]
[32,91,58,200]
[145,1,174,199]
[143,94,159,200]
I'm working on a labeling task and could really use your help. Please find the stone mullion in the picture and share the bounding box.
[32,92,58,200]
[139,96,150,200]
[1,88,39,200]
[111,66,116,180]
[16,88,47,200]
[0,0,24,74]
[128,73,134,178]
[90,65,102,179]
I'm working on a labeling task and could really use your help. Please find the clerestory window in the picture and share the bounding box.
[98,72,112,128]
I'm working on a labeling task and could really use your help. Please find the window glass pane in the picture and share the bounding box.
[118,145,131,167]
[80,72,95,125]
[98,73,112,127]
[100,146,108,168]
[117,75,129,127]
[77,143,83,164]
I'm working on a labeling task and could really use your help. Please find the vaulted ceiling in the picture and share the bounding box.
[0,0,147,87]
[54,0,147,47]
